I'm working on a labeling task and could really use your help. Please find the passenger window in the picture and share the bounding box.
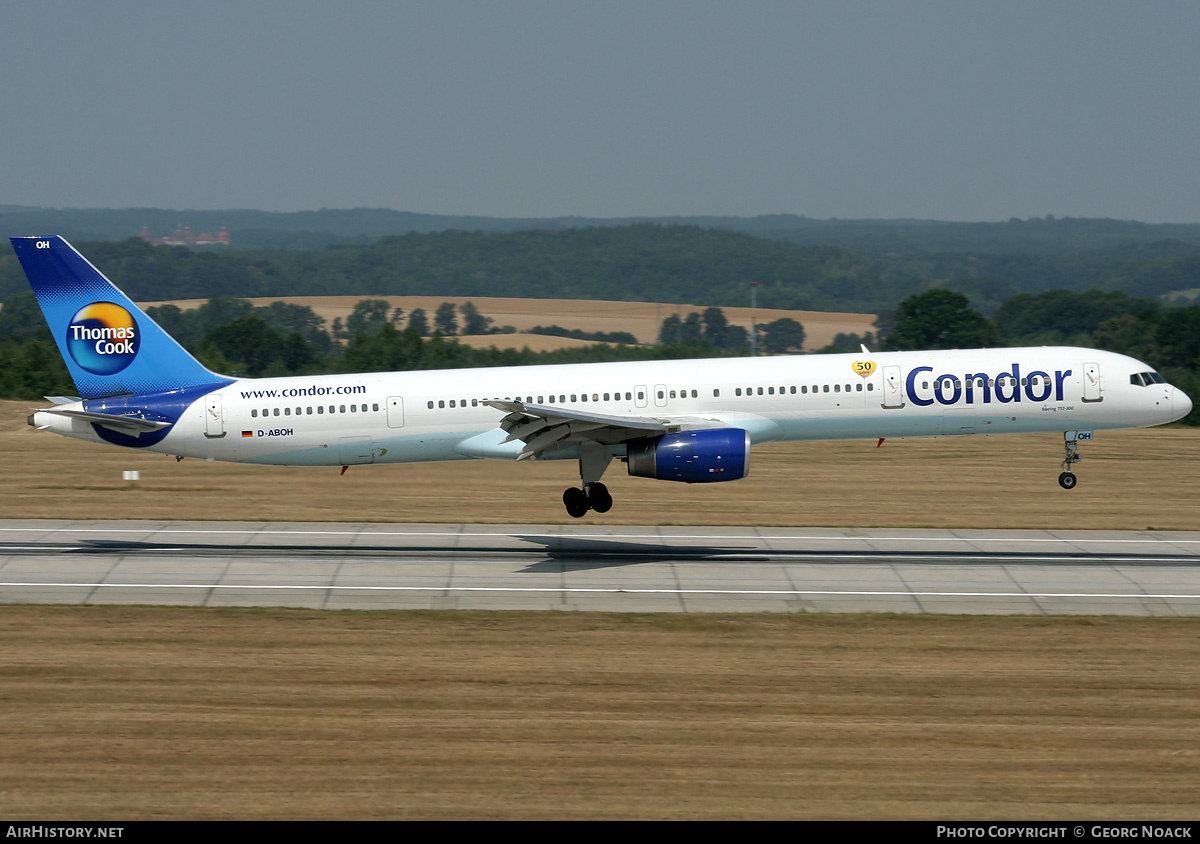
[713,389,720,397]
[757,387,763,395]
[736,388,742,396]
[273,408,280,416]
[856,383,862,392]
[251,409,258,418]
[834,384,841,393]
[308,407,314,414]
[319,406,326,414]
[372,404,378,412]
[625,392,632,400]
[823,385,829,393]
[350,405,356,413]
[670,390,676,399]
[790,386,796,394]
[637,392,644,400]
[867,383,874,391]
[604,393,610,401]
[801,386,808,394]
[768,387,775,395]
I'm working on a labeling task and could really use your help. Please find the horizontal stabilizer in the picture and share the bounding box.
[39,407,171,435]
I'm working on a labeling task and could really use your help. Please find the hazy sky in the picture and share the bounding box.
[2,1,1197,222]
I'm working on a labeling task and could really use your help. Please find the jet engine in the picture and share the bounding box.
[626,429,750,483]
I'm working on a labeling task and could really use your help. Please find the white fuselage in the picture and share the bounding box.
[32,346,1191,469]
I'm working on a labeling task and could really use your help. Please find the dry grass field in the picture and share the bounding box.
[4,399,1199,529]
[143,294,878,351]
[2,607,1198,820]
[4,402,1200,820]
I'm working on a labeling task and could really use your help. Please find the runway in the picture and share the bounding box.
[2,520,1200,615]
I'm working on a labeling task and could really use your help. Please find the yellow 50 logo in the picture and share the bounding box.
[852,360,876,378]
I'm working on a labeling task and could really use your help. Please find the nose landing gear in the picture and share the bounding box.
[1058,430,1091,489]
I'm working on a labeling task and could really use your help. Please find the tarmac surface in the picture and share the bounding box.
[2,520,1200,615]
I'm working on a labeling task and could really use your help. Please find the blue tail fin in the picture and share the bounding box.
[9,235,231,399]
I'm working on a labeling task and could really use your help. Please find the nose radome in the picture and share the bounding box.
[1171,386,1194,423]
[1177,387,1194,421]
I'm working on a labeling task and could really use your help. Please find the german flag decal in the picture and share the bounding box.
[242,430,253,438]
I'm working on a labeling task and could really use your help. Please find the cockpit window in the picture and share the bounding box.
[1131,373,1146,387]
[1148,372,1165,384]
[1131,371,1166,387]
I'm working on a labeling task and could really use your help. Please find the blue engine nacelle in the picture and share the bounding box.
[626,429,750,483]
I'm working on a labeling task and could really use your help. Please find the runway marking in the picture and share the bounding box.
[1,582,1198,600]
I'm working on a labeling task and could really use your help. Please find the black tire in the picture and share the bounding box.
[1058,472,1077,490]
[588,482,613,514]
[563,487,590,518]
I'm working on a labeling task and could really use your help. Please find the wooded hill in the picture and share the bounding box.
[3,205,1199,253]
[2,223,1198,316]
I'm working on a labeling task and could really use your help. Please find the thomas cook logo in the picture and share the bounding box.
[66,302,140,375]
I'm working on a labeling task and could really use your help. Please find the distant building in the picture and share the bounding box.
[139,225,230,246]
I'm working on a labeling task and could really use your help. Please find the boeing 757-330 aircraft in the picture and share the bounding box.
[10,236,1194,518]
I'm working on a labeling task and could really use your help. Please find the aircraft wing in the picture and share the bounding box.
[35,407,172,435]
[484,400,676,460]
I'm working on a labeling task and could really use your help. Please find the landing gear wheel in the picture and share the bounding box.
[586,482,613,514]
[563,487,589,518]
[1058,472,1077,490]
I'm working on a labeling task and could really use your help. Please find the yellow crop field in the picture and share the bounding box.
[142,295,878,351]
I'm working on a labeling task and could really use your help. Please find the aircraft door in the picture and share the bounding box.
[1083,362,1103,402]
[338,436,375,465]
[881,366,904,408]
[654,384,668,407]
[635,385,648,408]
[386,396,405,428]
[204,393,226,438]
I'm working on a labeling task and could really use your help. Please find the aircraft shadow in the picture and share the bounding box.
[511,535,769,571]
[7,539,1198,575]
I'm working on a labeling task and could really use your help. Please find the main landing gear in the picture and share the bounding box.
[563,482,613,518]
[1058,430,1092,490]
[563,443,615,518]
